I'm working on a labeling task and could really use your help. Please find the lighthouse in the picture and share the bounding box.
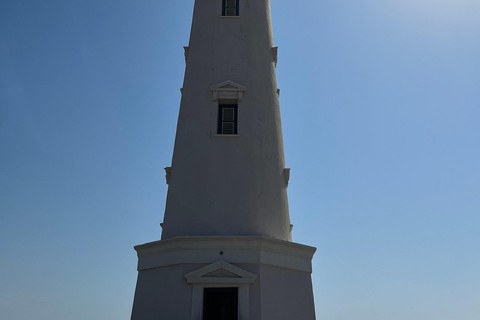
[131,1,316,319]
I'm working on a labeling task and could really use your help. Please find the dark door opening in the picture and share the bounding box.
[203,287,238,320]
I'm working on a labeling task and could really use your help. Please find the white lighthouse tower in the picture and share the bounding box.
[131,1,316,319]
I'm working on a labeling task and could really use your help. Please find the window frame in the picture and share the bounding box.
[217,104,238,135]
[222,0,239,17]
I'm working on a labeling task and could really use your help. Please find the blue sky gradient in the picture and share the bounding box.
[1,1,479,319]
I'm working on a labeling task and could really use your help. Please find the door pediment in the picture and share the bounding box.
[184,260,256,285]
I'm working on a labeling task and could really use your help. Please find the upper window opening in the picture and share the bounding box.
[222,0,239,16]
[218,104,238,135]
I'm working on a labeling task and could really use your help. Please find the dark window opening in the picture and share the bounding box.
[218,104,238,134]
[222,0,239,16]
[203,288,238,320]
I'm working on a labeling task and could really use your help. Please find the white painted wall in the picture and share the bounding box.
[131,265,195,320]
[131,237,316,320]
[132,263,316,320]
[161,0,291,241]
[131,2,316,319]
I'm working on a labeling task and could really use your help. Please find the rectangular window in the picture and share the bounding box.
[203,288,238,320]
[222,0,239,16]
[218,104,238,134]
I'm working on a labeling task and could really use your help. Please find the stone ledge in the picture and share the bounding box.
[134,236,316,273]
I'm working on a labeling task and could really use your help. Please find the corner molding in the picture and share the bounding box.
[210,80,247,102]
[283,168,290,185]
[183,46,189,63]
[164,167,172,185]
[272,46,278,66]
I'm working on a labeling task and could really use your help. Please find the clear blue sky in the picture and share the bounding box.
[1,1,479,319]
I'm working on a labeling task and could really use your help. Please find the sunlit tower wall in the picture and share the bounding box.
[131,1,316,319]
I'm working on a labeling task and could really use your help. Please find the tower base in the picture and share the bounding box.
[131,236,316,320]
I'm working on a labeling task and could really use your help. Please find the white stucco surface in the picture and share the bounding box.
[131,237,316,320]
[161,0,291,241]
[131,1,317,318]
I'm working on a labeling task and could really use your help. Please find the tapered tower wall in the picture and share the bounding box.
[131,1,317,319]
[161,0,291,241]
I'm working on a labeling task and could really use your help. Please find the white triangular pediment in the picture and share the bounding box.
[210,81,247,102]
[210,80,247,92]
[184,260,256,285]
[204,269,241,278]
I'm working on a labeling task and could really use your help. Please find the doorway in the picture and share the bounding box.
[203,287,238,320]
